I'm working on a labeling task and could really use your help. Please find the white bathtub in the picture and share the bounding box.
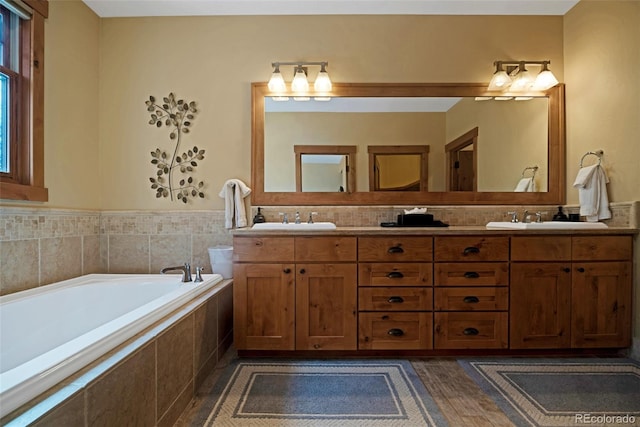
[0,273,224,418]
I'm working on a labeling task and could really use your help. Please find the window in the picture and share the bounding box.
[0,0,48,201]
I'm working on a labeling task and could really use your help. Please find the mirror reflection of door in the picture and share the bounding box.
[446,127,477,192]
[368,145,429,191]
[294,145,356,192]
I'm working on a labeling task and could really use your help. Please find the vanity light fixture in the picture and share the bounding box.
[267,61,332,101]
[487,60,559,93]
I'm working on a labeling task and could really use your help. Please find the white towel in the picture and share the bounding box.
[514,177,535,192]
[218,179,252,229]
[572,164,611,222]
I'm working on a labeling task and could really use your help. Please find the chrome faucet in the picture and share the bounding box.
[294,211,301,224]
[507,211,519,223]
[194,266,204,283]
[308,212,317,224]
[160,262,192,282]
[279,212,289,224]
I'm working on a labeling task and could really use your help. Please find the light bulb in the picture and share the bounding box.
[532,69,559,90]
[267,70,286,93]
[291,68,309,94]
[314,66,332,92]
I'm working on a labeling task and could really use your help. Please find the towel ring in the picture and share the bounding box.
[580,150,603,167]
[521,166,538,178]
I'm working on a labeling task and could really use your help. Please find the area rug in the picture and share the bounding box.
[197,359,448,426]
[459,358,640,427]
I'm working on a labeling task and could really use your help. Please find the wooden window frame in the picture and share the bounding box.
[0,0,48,202]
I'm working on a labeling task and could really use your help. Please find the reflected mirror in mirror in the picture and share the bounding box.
[292,145,356,193]
[252,83,565,206]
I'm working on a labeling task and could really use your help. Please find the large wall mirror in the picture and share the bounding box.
[252,83,565,205]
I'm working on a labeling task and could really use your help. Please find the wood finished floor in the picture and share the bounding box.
[174,348,515,426]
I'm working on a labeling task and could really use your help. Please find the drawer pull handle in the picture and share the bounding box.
[463,247,480,255]
[463,296,480,303]
[463,271,480,279]
[563,267,571,273]
[387,328,404,337]
[283,268,291,274]
[299,268,306,274]
[387,271,404,279]
[387,296,404,304]
[388,246,404,254]
[463,327,479,336]
[577,267,585,273]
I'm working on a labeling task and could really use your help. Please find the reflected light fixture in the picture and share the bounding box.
[487,60,559,94]
[267,61,332,101]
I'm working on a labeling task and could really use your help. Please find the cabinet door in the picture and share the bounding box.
[296,263,357,350]
[233,263,295,350]
[571,261,632,348]
[510,263,571,349]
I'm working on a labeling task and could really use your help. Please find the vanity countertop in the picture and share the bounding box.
[232,225,638,236]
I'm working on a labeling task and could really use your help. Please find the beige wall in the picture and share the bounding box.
[564,0,640,356]
[41,0,100,209]
[96,14,563,210]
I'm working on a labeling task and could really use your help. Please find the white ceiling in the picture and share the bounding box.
[82,0,580,18]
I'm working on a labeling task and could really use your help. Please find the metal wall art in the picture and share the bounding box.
[145,93,205,203]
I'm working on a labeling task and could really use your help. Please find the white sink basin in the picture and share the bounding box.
[251,222,337,231]
[486,221,608,230]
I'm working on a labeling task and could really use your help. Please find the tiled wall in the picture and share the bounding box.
[1,202,635,296]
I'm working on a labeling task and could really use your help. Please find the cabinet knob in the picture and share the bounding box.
[577,267,585,273]
[463,296,480,304]
[463,247,480,255]
[299,268,306,274]
[283,268,291,274]
[563,267,571,273]
[463,327,480,336]
[463,271,480,279]
[387,271,404,279]
[387,245,404,254]
[387,328,404,337]
[387,296,404,304]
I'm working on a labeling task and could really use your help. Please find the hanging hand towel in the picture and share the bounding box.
[514,177,534,192]
[572,164,611,222]
[218,179,252,229]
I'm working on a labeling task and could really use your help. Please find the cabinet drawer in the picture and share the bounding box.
[572,236,632,261]
[434,287,508,311]
[434,262,508,286]
[434,312,508,349]
[359,287,433,311]
[233,237,294,262]
[295,236,357,262]
[358,237,433,262]
[511,236,571,261]
[359,312,432,350]
[358,263,432,286]
[434,237,509,261]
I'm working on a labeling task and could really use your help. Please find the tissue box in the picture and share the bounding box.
[397,214,434,226]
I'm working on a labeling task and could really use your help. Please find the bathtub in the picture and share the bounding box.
[0,273,224,419]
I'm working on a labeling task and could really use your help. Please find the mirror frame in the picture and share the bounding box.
[252,82,565,206]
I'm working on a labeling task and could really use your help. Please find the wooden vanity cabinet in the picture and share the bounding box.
[510,235,632,349]
[433,236,509,349]
[233,236,357,351]
[357,237,434,350]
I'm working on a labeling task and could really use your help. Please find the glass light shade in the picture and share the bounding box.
[293,96,310,101]
[271,96,290,101]
[267,72,286,93]
[291,69,309,94]
[488,70,511,91]
[314,71,332,92]
[532,70,559,90]
[510,70,534,92]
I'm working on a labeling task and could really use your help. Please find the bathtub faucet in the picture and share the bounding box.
[160,263,192,282]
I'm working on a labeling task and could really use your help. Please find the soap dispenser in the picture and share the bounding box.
[552,206,569,222]
[253,207,266,224]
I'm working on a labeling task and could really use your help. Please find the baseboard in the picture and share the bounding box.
[629,338,640,361]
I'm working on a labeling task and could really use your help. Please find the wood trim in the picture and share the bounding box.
[368,145,429,191]
[23,0,48,18]
[252,82,566,206]
[445,127,478,192]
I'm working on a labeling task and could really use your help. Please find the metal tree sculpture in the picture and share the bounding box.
[145,93,205,203]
